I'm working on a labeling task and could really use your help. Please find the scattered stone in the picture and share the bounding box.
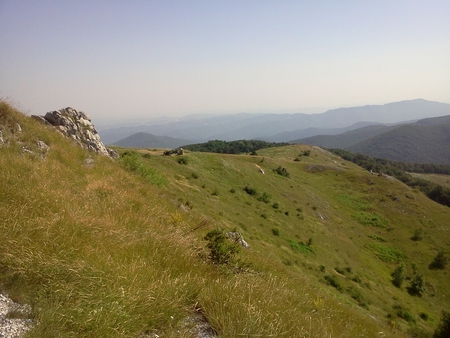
[32,107,116,158]
[178,204,189,213]
[0,294,33,338]
[163,148,184,156]
[0,131,3,145]
[36,140,49,152]
[182,312,218,338]
[21,147,33,155]
[15,123,22,133]
[84,157,95,166]
[227,232,250,249]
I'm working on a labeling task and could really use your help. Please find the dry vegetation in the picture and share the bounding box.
[1,100,449,337]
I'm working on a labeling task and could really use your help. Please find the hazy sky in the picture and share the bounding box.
[1,1,449,121]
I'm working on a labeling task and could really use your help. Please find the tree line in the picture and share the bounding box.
[329,149,450,208]
[183,140,289,154]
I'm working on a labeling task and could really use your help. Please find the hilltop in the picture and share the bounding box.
[1,101,449,337]
[296,115,450,164]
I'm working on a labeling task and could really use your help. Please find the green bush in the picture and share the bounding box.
[393,304,416,323]
[434,310,450,338]
[119,151,168,187]
[273,166,290,178]
[204,229,240,265]
[176,157,188,165]
[429,250,448,270]
[411,228,423,241]
[257,192,271,203]
[244,186,257,195]
[322,275,343,292]
[391,264,405,288]
[408,273,426,296]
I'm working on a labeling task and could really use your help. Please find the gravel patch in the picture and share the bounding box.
[0,294,33,338]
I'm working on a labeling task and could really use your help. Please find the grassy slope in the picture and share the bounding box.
[1,101,449,337]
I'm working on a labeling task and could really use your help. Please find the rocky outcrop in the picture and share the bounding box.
[0,294,33,337]
[32,107,119,158]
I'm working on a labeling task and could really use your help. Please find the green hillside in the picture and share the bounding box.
[1,101,449,337]
[348,123,450,164]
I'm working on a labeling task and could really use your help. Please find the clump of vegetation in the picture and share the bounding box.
[272,202,279,209]
[257,192,271,203]
[322,275,343,292]
[411,228,423,241]
[368,243,406,263]
[204,229,240,265]
[391,264,405,288]
[271,228,280,236]
[434,310,450,338]
[119,151,168,187]
[408,272,426,296]
[183,139,289,154]
[273,166,290,178]
[392,304,416,323]
[289,240,314,255]
[352,212,388,228]
[347,286,369,309]
[244,186,257,195]
[368,234,387,242]
[429,250,448,270]
[176,157,188,165]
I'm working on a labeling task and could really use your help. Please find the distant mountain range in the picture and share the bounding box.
[111,132,189,149]
[100,99,450,145]
[295,115,450,164]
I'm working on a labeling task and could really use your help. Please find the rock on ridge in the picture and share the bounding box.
[32,107,118,158]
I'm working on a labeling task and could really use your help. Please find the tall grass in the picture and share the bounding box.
[0,100,420,337]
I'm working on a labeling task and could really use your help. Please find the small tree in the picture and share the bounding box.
[411,228,423,241]
[391,264,405,288]
[204,229,239,265]
[408,273,426,296]
[434,310,450,338]
[429,250,448,270]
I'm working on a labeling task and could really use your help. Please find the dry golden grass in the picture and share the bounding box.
[0,100,433,337]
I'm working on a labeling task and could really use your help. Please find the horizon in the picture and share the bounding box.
[1,1,449,121]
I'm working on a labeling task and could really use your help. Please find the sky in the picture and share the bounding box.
[1,1,449,122]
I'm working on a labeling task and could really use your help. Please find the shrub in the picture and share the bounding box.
[204,229,240,265]
[271,228,280,236]
[434,310,450,338]
[211,188,219,196]
[429,250,448,270]
[408,273,426,296]
[244,186,257,195]
[119,151,168,187]
[176,157,188,165]
[322,275,343,292]
[411,228,423,241]
[391,264,405,288]
[272,202,279,209]
[273,166,290,178]
[393,304,416,323]
[419,312,429,321]
[230,188,236,193]
[347,286,369,309]
[257,192,271,203]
